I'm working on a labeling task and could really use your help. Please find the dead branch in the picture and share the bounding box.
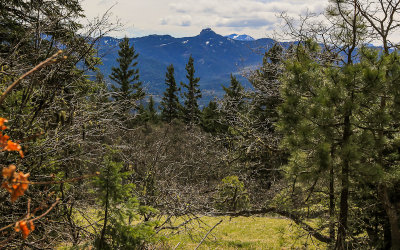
[194,219,223,250]
[0,50,65,105]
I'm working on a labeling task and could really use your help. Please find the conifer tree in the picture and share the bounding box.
[219,45,286,193]
[278,37,400,247]
[94,153,157,249]
[147,96,157,122]
[181,56,202,125]
[250,43,283,129]
[143,96,158,124]
[220,74,245,134]
[201,100,225,134]
[137,96,159,125]
[222,74,245,111]
[110,37,144,112]
[160,64,180,123]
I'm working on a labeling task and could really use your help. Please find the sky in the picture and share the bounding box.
[81,0,329,39]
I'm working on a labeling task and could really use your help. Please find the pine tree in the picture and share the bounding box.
[110,37,144,112]
[219,45,286,193]
[278,37,400,247]
[160,64,180,123]
[147,96,157,122]
[222,74,245,111]
[136,96,159,125]
[250,43,283,130]
[219,74,245,134]
[143,96,158,124]
[201,100,225,134]
[94,152,158,249]
[181,56,202,125]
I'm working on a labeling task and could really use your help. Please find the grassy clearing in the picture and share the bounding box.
[60,210,326,249]
[160,216,326,249]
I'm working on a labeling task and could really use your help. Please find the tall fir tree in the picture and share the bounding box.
[110,37,145,112]
[220,48,286,197]
[250,43,283,130]
[142,96,158,124]
[222,74,245,111]
[94,152,157,249]
[201,100,225,134]
[160,64,180,123]
[181,56,202,125]
[147,96,157,122]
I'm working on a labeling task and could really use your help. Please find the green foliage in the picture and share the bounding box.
[160,64,181,123]
[219,43,286,202]
[278,39,400,246]
[0,0,117,247]
[104,219,159,249]
[201,101,226,134]
[250,43,284,128]
[220,74,246,133]
[222,74,245,112]
[181,55,202,125]
[110,37,144,108]
[93,151,158,249]
[147,96,159,123]
[138,96,159,125]
[215,176,250,212]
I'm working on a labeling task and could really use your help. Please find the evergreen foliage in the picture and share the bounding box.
[94,152,158,249]
[181,56,202,125]
[201,100,225,134]
[110,37,144,108]
[279,40,400,248]
[222,74,245,112]
[160,64,180,123]
[0,1,111,247]
[219,43,286,199]
[140,96,159,124]
[215,175,250,212]
[147,96,158,123]
[250,43,283,130]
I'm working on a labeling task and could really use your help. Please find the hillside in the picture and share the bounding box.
[96,28,275,102]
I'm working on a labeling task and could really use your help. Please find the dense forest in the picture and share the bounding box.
[1,0,400,249]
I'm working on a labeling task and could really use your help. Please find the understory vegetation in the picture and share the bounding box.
[1,0,400,249]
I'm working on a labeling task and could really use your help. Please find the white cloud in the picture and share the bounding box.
[81,0,330,38]
[160,14,193,27]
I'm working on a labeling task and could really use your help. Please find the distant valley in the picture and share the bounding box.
[96,28,275,104]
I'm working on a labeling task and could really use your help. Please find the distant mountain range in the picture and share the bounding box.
[96,28,275,104]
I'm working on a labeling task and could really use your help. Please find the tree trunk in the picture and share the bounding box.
[329,147,335,246]
[99,172,110,248]
[335,114,351,249]
[379,184,400,250]
[336,162,349,249]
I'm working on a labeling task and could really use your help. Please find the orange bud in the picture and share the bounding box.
[2,167,30,202]
[0,117,8,127]
[2,165,16,179]
[5,140,21,151]
[15,220,31,239]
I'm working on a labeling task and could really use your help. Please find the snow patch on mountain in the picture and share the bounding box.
[225,34,255,41]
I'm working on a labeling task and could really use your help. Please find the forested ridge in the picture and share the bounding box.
[1,0,400,249]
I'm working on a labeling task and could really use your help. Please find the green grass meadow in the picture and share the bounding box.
[62,210,326,249]
[159,216,326,249]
